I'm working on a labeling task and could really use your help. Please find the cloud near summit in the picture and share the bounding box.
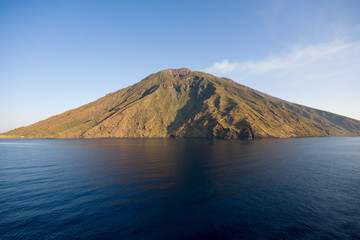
[204,39,360,76]
[204,37,360,121]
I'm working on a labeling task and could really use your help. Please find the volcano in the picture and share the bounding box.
[2,68,360,139]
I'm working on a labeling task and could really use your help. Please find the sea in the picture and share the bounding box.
[0,137,359,239]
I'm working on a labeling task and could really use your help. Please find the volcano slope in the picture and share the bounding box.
[2,68,360,139]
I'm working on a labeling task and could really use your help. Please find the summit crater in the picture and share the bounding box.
[163,68,192,78]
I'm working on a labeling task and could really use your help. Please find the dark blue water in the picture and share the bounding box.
[0,137,359,239]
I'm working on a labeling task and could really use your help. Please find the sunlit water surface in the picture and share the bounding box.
[0,137,359,239]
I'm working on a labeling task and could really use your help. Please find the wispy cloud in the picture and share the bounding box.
[204,39,360,76]
[204,35,360,120]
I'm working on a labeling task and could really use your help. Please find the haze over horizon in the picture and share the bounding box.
[1,0,360,133]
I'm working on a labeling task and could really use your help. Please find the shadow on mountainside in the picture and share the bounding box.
[166,76,256,139]
[166,77,217,137]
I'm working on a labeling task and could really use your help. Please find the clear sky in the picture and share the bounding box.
[1,0,360,133]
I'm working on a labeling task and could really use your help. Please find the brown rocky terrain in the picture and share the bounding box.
[2,68,360,139]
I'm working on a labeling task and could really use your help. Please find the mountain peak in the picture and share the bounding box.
[163,68,192,78]
[2,69,360,139]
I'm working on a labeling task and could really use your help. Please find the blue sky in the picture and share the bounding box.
[1,0,359,133]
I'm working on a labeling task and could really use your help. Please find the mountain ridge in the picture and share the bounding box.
[2,68,360,139]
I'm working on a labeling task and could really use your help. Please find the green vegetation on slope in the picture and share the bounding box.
[2,68,360,139]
